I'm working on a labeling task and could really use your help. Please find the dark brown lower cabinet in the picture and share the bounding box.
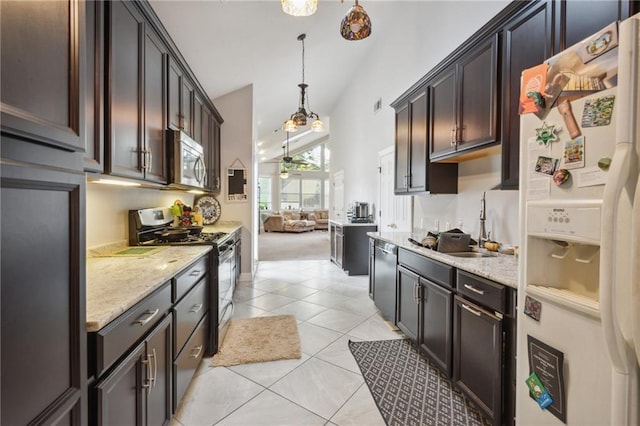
[396,265,420,341]
[397,264,453,377]
[453,295,502,426]
[420,278,453,376]
[1,161,87,425]
[95,314,172,426]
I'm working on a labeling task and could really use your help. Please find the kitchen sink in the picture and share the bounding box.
[446,251,498,258]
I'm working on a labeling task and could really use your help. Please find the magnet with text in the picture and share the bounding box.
[563,136,585,169]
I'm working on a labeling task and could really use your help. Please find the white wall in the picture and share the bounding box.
[214,84,254,275]
[329,0,519,246]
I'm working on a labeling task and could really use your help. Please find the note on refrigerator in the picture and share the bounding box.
[527,137,551,200]
[576,166,607,187]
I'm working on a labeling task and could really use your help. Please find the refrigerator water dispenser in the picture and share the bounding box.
[525,200,603,318]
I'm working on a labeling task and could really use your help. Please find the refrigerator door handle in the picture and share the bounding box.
[600,141,633,374]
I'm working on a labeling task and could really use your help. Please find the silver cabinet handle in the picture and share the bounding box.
[450,127,456,146]
[464,284,485,295]
[147,148,153,173]
[189,269,202,277]
[462,303,482,317]
[152,348,157,389]
[190,345,203,359]
[142,353,153,395]
[190,304,203,314]
[136,308,159,326]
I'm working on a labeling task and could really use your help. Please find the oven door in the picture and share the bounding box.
[217,242,235,346]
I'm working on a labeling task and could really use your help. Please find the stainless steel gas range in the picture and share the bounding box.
[129,207,238,352]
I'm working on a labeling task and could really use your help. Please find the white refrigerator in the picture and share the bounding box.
[517,13,640,426]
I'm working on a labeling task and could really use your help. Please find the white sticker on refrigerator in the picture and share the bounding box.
[576,166,607,187]
[527,137,551,200]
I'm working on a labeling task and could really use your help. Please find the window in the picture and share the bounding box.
[278,142,330,211]
[258,177,272,210]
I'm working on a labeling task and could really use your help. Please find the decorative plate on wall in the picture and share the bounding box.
[195,195,221,225]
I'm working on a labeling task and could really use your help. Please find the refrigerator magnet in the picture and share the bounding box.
[553,169,571,186]
[535,156,559,175]
[581,95,615,127]
[524,295,542,321]
[535,122,559,146]
[563,136,585,169]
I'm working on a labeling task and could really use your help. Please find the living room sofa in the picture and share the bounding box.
[308,209,329,230]
[263,211,316,233]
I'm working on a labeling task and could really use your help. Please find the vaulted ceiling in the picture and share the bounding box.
[149,0,436,163]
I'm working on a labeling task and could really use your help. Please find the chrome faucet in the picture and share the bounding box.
[479,192,488,248]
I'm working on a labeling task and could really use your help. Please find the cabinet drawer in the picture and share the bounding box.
[174,315,207,409]
[456,270,505,313]
[174,277,208,354]
[174,255,208,302]
[398,248,454,288]
[95,283,171,376]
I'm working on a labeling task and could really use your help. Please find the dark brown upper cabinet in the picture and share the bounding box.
[0,0,87,153]
[500,0,553,189]
[106,0,168,184]
[393,88,457,195]
[201,105,222,193]
[429,34,499,162]
[167,55,197,139]
[556,0,636,53]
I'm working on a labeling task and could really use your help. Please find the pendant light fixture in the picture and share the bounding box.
[340,0,372,41]
[283,34,324,133]
[281,0,317,17]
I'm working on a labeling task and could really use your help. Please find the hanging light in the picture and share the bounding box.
[281,0,317,17]
[280,169,289,179]
[283,34,324,133]
[340,0,372,41]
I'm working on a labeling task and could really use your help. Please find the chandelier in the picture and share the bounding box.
[281,0,317,17]
[340,0,372,41]
[283,34,324,133]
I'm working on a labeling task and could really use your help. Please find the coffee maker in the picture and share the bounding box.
[351,202,371,223]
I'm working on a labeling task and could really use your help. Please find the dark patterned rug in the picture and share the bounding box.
[349,339,491,426]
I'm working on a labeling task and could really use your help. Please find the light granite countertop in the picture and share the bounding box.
[86,221,243,332]
[368,231,518,289]
[86,245,212,332]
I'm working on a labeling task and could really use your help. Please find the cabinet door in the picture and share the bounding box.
[396,266,420,342]
[107,0,144,179]
[408,90,428,193]
[143,27,168,184]
[394,103,410,193]
[501,0,553,189]
[0,0,86,152]
[145,315,172,426]
[557,0,634,52]
[193,95,204,144]
[202,107,212,189]
[95,342,146,426]
[211,120,222,192]
[84,0,104,173]
[1,164,86,425]
[429,67,457,159]
[457,34,499,151]
[335,229,344,268]
[168,57,182,130]
[453,295,503,423]
[420,278,453,377]
[181,77,195,137]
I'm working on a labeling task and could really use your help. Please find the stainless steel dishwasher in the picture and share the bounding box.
[373,240,398,322]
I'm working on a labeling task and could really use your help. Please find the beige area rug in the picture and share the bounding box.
[212,315,302,367]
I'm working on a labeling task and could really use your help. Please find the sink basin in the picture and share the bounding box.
[446,251,497,258]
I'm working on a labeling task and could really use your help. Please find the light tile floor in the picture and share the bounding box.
[171,259,406,426]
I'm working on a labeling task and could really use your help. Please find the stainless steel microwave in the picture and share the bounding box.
[167,130,207,190]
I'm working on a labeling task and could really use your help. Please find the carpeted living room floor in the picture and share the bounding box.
[258,230,330,261]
